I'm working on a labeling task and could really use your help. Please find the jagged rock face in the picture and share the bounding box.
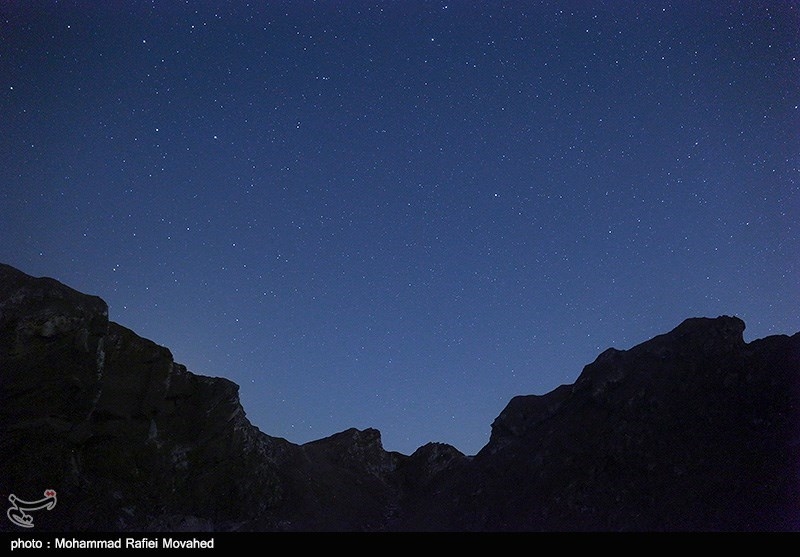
[1,263,797,532]
[399,316,800,532]
[1,264,108,530]
[0,264,291,531]
[0,263,465,532]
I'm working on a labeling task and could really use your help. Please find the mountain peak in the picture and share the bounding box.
[1,263,797,531]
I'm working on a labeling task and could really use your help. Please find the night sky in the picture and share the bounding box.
[2,1,798,456]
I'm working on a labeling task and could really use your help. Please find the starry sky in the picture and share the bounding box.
[1,1,798,456]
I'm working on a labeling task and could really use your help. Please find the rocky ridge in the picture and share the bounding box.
[0,263,797,531]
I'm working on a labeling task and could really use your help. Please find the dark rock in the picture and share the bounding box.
[0,263,292,531]
[1,263,797,532]
[400,315,800,531]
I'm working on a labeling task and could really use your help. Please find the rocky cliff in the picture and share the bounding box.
[1,263,797,531]
[391,316,800,531]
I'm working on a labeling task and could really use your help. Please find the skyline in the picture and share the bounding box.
[1,1,798,456]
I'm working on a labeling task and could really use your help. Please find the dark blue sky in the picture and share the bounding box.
[2,1,798,456]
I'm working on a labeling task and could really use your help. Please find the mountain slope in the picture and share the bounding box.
[1,263,797,531]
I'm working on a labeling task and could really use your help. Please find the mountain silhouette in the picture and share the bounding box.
[1,262,797,531]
